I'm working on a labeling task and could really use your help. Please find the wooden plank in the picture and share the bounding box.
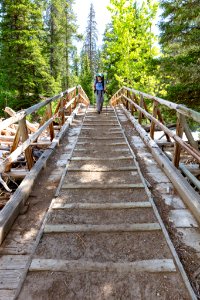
[83,124,119,127]
[0,255,29,269]
[150,100,158,140]
[78,137,124,140]
[51,201,152,210]
[0,290,16,300]
[173,113,184,167]
[76,142,127,146]
[5,127,21,172]
[67,166,137,172]
[182,116,198,150]
[0,270,23,289]
[61,183,144,189]
[44,223,161,233]
[18,117,34,170]
[71,156,133,161]
[46,103,54,141]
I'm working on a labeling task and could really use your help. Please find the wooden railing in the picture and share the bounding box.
[0,85,89,244]
[0,85,89,182]
[111,86,200,168]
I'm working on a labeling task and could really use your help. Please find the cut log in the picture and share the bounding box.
[5,107,39,133]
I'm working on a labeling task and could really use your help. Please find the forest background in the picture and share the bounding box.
[0,0,199,118]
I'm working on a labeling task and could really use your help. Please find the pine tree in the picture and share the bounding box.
[159,0,200,108]
[80,53,93,102]
[44,0,77,89]
[83,3,98,75]
[0,0,55,108]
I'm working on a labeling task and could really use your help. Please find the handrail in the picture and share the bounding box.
[110,86,200,168]
[0,85,90,175]
[112,86,200,123]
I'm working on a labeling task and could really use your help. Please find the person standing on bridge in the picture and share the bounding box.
[94,73,106,114]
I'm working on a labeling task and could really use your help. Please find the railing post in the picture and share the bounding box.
[18,117,34,170]
[157,108,171,142]
[46,103,54,141]
[60,97,65,125]
[173,112,184,167]
[150,100,158,140]
[138,94,144,125]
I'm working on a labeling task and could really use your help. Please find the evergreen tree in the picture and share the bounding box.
[0,0,55,108]
[102,0,159,94]
[80,53,93,102]
[159,0,200,109]
[83,3,98,75]
[44,0,78,89]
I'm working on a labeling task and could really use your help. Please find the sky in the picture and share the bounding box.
[73,0,111,46]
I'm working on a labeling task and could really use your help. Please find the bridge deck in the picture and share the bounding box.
[17,107,191,299]
[0,106,197,299]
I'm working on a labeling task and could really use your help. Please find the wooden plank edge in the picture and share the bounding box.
[61,183,144,190]
[44,223,161,233]
[51,201,152,210]
[71,156,133,161]
[30,258,176,273]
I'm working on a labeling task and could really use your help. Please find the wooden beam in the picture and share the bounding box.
[61,183,144,189]
[18,117,34,170]
[30,258,176,273]
[44,223,161,233]
[173,113,184,168]
[150,100,158,139]
[46,103,54,141]
[71,156,133,161]
[51,201,152,210]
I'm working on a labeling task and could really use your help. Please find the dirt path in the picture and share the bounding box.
[18,107,192,299]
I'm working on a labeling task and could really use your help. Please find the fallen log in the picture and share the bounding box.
[5,107,39,133]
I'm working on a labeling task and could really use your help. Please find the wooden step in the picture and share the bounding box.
[30,258,176,273]
[71,156,133,161]
[51,201,152,210]
[61,183,144,189]
[44,223,161,233]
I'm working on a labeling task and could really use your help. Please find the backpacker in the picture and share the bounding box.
[94,74,104,91]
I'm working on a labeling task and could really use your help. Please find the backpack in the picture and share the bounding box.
[95,75,104,91]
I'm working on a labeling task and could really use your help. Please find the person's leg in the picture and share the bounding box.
[100,92,104,111]
[96,91,101,113]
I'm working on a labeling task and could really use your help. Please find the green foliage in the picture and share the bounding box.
[80,53,94,103]
[159,0,200,110]
[0,0,56,108]
[102,0,160,96]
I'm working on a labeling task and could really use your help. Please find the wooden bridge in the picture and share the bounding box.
[0,86,200,299]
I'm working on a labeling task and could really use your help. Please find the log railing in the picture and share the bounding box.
[110,86,200,168]
[0,85,90,177]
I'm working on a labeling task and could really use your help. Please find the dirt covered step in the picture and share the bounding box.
[63,170,142,185]
[68,158,135,170]
[72,150,131,159]
[58,187,149,203]
[46,207,156,225]
[19,268,189,300]
[33,231,171,262]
